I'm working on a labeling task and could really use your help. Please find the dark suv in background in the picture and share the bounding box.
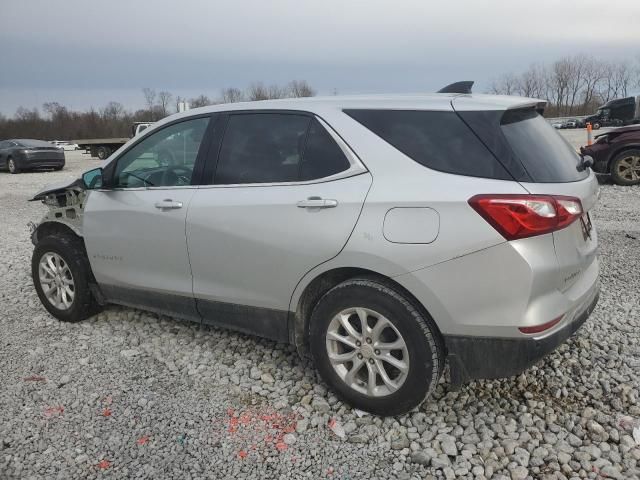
[581,125,640,185]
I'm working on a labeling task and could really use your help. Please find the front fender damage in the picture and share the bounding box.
[29,179,86,245]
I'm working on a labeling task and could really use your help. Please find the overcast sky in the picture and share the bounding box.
[1,0,639,115]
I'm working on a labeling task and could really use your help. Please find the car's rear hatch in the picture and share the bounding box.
[453,97,599,293]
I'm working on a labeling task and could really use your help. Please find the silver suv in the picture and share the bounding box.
[31,92,599,415]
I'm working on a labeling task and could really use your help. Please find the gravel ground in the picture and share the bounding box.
[1,145,639,480]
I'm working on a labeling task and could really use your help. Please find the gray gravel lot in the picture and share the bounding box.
[1,139,639,479]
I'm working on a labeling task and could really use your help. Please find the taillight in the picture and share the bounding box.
[468,194,583,240]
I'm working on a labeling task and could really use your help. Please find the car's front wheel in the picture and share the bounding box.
[309,278,444,416]
[611,149,640,186]
[32,234,102,322]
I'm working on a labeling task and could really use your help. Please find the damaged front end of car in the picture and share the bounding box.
[29,177,87,245]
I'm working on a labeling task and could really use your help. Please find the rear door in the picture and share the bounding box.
[186,112,371,341]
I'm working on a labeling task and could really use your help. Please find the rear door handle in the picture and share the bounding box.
[297,197,338,209]
[154,199,183,210]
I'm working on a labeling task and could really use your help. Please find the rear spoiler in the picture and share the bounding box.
[437,81,474,94]
[505,101,547,116]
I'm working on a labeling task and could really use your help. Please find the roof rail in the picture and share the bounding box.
[437,81,474,94]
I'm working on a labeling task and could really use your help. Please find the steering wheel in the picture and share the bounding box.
[161,166,192,186]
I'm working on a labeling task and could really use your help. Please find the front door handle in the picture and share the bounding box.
[154,199,183,210]
[297,197,338,209]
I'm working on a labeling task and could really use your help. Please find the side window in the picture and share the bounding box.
[344,109,511,180]
[113,117,209,188]
[300,119,351,181]
[215,113,310,184]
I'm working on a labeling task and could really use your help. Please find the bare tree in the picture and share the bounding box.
[517,64,547,99]
[287,80,315,97]
[142,88,156,120]
[101,101,125,120]
[15,107,40,122]
[158,91,173,117]
[267,84,286,99]
[221,87,244,103]
[487,73,519,95]
[43,102,66,118]
[189,94,213,108]
[547,58,573,115]
[566,54,589,111]
[582,57,605,109]
[613,61,634,98]
[247,82,269,101]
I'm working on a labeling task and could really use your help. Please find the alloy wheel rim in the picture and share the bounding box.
[8,159,15,172]
[617,155,640,181]
[39,252,75,310]
[326,307,410,397]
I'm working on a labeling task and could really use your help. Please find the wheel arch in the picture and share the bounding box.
[291,266,445,357]
[32,221,82,245]
[607,144,640,171]
[32,221,106,305]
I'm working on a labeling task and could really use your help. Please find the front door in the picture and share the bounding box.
[83,116,212,321]
[186,112,372,341]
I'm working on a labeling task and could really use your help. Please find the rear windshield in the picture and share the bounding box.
[499,109,587,183]
[17,139,56,148]
[344,109,511,180]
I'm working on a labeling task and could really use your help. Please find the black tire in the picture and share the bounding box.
[309,278,444,416]
[96,146,111,160]
[32,234,102,322]
[7,157,19,174]
[610,149,640,186]
[592,122,601,130]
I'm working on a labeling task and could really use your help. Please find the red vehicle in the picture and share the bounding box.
[581,125,640,185]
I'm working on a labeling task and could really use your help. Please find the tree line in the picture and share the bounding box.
[3,54,640,141]
[0,80,315,141]
[488,54,640,117]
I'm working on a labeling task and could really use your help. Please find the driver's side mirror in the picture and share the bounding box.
[82,167,104,189]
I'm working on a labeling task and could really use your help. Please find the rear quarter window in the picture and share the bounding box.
[499,109,587,183]
[456,108,588,183]
[344,109,512,180]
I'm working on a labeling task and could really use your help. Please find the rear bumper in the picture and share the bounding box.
[445,284,599,385]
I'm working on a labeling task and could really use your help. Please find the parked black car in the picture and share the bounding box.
[581,125,640,185]
[0,139,65,174]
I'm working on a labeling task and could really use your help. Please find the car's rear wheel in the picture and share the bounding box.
[32,234,102,322]
[7,157,19,174]
[309,278,444,415]
[611,149,640,186]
